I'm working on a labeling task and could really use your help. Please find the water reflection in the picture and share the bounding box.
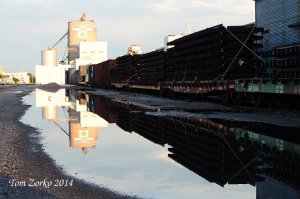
[33,88,300,199]
[36,88,108,155]
[86,92,300,199]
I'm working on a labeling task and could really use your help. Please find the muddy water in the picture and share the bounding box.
[20,88,300,199]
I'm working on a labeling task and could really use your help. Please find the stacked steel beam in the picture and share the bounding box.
[165,24,263,82]
[88,95,118,123]
[164,116,256,186]
[134,49,165,84]
[112,105,134,132]
[264,44,300,78]
[111,54,138,82]
[133,113,165,146]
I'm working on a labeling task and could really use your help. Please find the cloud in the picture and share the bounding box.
[152,0,181,11]
[150,0,253,16]
[190,0,254,15]
[6,0,54,6]
[150,150,178,165]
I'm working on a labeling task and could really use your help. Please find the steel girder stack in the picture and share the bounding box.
[165,24,264,83]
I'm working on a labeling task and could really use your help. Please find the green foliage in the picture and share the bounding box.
[32,76,36,84]
[12,77,20,84]
[27,73,36,84]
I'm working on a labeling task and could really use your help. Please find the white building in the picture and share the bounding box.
[74,41,108,71]
[78,41,107,61]
[35,65,67,85]
[6,72,30,84]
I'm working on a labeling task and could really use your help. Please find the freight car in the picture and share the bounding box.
[161,24,264,96]
[108,24,264,96]
[88,59,116,88]
[235,43,300,107]
[82,23,299,108]
[111,49,164,91]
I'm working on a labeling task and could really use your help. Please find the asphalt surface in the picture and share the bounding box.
[0,85,141,199]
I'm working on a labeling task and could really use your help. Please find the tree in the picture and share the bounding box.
[27,73,36,84]
[13,77,20,84]
[32,76,36,84]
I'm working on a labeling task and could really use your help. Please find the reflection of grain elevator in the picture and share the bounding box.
[36,88,108,155]
[69,109,99,155]
[67,92,108,155]
[35,13,108,85]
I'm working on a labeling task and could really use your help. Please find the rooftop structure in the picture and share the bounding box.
[128,44,142,55]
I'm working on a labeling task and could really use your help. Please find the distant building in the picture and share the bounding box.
[6,72,30,84]
[255,0,300,51]
[128,44,142,55]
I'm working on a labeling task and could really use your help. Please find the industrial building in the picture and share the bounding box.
[35,13,108,85]
[255,0,300,51]
[35,49,68,85]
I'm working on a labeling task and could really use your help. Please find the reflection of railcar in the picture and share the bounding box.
[112,106,300,189]
[80,23,300,107]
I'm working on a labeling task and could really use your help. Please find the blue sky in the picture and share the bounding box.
[0,0,254,73]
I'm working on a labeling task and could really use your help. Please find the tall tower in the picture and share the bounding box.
[68,13,97,64]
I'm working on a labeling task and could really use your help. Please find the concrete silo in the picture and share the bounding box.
[68,13,97,63]
[41,50,58,66]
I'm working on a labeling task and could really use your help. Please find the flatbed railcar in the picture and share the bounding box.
[108,24,263,96]
[83,24,300,108]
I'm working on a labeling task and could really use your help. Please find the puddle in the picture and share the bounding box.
[20,88,300,199]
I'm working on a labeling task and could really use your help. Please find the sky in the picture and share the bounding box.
[0,0,255,73]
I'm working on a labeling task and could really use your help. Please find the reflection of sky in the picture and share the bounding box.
[21,91,255,199]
